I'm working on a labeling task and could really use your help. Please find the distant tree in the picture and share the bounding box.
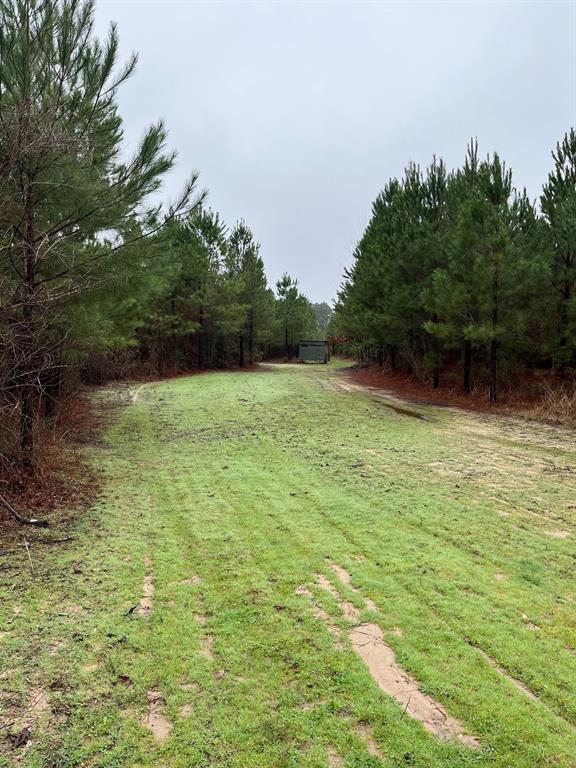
[275,274,316,356]
[312,302,333,332]
[227,222,275,365]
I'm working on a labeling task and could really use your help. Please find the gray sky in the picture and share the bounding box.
[95,0,576,304]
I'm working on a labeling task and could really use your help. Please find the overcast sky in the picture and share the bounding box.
[94,0,576,304]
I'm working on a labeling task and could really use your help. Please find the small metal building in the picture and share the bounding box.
[298,339,329,363]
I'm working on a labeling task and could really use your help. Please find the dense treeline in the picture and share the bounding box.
[0,0,317,475]
[330,134,576,402]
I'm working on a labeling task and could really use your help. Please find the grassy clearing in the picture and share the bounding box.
[1,362,575,767]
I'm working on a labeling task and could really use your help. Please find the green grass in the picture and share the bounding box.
[1,362,575,767]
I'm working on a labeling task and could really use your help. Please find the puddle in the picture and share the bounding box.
[351,624,479,747]
[372,398,427,420]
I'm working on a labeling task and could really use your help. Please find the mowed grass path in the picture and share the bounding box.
[1,362,575,767]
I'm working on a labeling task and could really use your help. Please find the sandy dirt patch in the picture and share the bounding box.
[329,563,378,612]
[180,575,202,585]
[350,624,479,747]
[138,556,153,619]
[326,746,344,766]
[295,585,343,649]
[356,722,384,759]
[142,690,172,743]
[316,573,359,623]
[201,635,214,659]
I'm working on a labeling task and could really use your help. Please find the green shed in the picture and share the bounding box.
[298,339,329,363]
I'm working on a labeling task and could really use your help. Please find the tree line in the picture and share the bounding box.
[329,132,576,402]
[0,0,318,476]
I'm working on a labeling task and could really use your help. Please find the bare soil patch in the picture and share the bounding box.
[330,563,378,612]
[356,722,384,759]
[316,573,359,623]
[545,530,570,539]
[326,746,344,766]
[142,690,172,743]
[180,575,202,585]
[138,557,154,619]
[310,567,479,748]
[350,623,479,747]
[295,585,343,649]
[201,635,214,659]
[180,682,200,693]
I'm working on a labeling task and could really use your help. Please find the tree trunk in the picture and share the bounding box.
[20,384,34,470]
[239,335,244,367]
[42,367,61,422]
[489,339,497,404]
[284,325,289,358]
[20,185,36,471]
[248,317,254,365]
[197,306,205,369]
[463,339,472,394]
[433,366,440,389]
[558,276,573,373]
[489,270,498,404]
[390,345,397,371]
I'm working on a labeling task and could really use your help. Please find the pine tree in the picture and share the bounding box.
[275,274,316,356]
[227,222,274,365]
[541,128,576,370]
[0,0,200,469]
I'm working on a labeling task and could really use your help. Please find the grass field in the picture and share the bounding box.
[1,361,575,767]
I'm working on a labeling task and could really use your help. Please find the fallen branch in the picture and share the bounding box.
[0,494,48,527]
[34,536,73,545]
[23,537,35,575]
